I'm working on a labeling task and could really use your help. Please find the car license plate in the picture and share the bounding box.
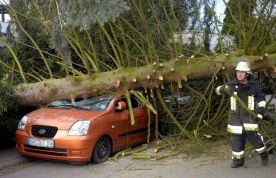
[28,138,54,148]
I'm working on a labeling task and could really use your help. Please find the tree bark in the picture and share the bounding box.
[15,54,275,106]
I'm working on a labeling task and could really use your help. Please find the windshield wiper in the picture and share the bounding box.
[47,104,74,109]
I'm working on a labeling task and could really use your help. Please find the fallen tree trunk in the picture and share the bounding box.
[15,54,275,106]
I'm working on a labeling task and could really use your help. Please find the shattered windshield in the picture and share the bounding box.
[47,94,114,111]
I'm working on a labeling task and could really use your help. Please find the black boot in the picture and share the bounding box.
[231,158,244,168]
[260,152,268,165]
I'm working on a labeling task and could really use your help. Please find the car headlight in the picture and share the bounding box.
[68,121,90,136]
[17,115,29,131]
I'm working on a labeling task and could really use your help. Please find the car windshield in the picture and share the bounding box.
[47,94,114,111]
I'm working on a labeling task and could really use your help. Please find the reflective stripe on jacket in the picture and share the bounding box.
[226,78,266,134]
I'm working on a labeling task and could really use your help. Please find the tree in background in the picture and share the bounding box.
[221,0,275,54]
[202,0,215,53]
[2,0,204,81]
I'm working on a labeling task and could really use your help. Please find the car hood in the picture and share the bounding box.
[27,108,105,129]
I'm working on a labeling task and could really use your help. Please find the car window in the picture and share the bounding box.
[114,95,142,110]
[78,100,111,110]
[115,97,128,110]
[130,95,142,108]
[47,94,114,111]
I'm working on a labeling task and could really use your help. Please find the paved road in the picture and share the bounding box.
[0,146,276,178]
[0,147,28,170]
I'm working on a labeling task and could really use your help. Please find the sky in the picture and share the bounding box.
[215,0,230,24]
[201,0,228,22]
[215,0,228,17]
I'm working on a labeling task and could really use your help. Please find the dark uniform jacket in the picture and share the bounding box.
[225,77,266,134]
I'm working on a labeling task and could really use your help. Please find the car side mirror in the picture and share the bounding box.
[115,101,127,111]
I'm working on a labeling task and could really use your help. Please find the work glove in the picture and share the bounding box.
[215,85,231,95]
[215,86,223,95]
[263,111,275,122]
[255,107,266,120]
[260,111,276,127]
[263,111,272,121]
[256,113,264,120]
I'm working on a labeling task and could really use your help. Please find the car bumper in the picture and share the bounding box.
[15,130,96,163]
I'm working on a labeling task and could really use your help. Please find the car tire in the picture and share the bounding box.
[92,136,111,164]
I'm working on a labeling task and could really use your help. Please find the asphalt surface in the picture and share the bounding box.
[1,145,276,178]
[0,146,28,170]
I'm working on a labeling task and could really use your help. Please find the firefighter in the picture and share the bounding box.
[216,60,268,168]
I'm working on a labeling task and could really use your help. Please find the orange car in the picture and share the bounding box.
[16,93,151,163]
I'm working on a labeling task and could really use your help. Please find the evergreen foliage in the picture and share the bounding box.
[0,0,274,147]
[59,0,130,31]
[221,0,275,54]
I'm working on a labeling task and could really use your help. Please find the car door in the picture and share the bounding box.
[113,103,129,151]
[114,95,148,151]
[125,95,148,146]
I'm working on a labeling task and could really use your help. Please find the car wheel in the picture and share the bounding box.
[92,136,111,163]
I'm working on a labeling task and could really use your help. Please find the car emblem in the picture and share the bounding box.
[38,128,46,135]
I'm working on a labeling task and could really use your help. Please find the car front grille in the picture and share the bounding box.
[24,145,67,156]
[32,125,58,138]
